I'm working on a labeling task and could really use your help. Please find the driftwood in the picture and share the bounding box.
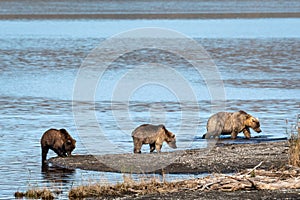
[69,165,300,198]
[189,166,300,192]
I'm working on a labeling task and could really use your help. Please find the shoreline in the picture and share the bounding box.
[1,12,300,20]
[47,140,300,199]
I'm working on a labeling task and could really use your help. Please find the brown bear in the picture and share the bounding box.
[203,110,261,139]
[40,128,76,164]
[132,124,177,153]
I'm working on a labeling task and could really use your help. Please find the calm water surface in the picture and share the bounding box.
[0,19,299,199]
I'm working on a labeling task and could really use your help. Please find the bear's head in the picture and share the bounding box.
[162,126,177,149]
[64,138,76,156]
[245,115,262,133]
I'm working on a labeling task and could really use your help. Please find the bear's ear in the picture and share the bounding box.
[161,125,167,132]
[246,114,252,119]
[60,129,67,133]
[163,128,172,137]
[239,110,248,115]
[252,117,259,122]
[160,124,166,129]
[165,130,175,138]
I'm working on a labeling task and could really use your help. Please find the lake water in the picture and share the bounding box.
[0,18,299,199]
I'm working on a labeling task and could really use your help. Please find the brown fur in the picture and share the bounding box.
[40,128,76,164]
[203,110,262,139]
[132,124,177,153]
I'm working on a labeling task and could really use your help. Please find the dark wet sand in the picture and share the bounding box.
[49,140,289,174]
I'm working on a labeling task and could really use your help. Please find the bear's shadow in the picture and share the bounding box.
[194,134,287,145]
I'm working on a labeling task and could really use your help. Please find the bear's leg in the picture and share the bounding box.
[204,131,220,139]
[133,139,142,153]
[243,127,251,139]
[230,126,240,139]
[41,147,49,163]
[231,131,238,139]
[134,147,141,153]
[58,149,66,157]
[60,147,67,157]
[53,148,65,157]
[149,143,155,153]
[155,143,162,153]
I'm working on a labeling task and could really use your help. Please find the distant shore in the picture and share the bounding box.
[1,0,300,20]
[1,12,300,20]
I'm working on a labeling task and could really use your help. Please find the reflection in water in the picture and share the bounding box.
[41,165,75,184]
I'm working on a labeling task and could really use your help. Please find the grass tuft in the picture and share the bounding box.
[14,188,55,199]
[68,175,192,198]
[289,129,300,167]
[286,114,300,167]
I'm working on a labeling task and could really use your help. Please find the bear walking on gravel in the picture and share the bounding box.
[132,124,177,153]
[202,110,261,139]
[40,128,76,164]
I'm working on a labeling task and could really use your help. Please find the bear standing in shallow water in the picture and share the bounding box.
[40,128,76,164]
[132,124,177,153]
[203,110,262,139]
